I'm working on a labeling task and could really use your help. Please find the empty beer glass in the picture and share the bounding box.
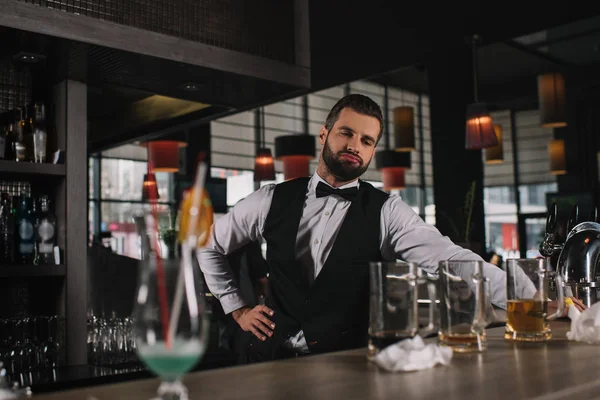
[505,258,564,342]
[368,261,437,359]
[438,260,494,352]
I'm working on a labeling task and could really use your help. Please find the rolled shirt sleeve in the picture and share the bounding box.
[197,184,275,314]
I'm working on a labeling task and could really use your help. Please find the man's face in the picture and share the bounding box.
[319,108,380,182]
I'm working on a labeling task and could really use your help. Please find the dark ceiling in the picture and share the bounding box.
[368,14,600,111]
[3,4,600,153]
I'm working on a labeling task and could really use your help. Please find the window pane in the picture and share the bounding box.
[89,158,95,199]
[484,186,518,259]
[525,218,546,258]
[518,183,557,213]
[425,187,435,225]
[100,159,171,202]
[101,202,172,259]
[89,201,95,240]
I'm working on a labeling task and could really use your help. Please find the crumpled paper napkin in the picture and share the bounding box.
[566,300,600,344]
[372,335,453,372]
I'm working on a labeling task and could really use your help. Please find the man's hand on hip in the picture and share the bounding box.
[231,305,275,341]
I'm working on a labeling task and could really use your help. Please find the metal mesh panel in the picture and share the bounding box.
[0,61,32,114]
[16,0,296,64]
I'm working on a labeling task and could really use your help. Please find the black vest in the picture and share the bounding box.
[262,177,389,354]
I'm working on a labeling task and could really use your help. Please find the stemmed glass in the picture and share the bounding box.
[133,238,209,400]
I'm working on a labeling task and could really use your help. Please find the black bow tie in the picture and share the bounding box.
[315,181,358,201]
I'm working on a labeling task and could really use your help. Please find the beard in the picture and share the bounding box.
[322,137,370,181]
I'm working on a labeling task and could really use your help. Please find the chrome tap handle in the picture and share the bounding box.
[567,204,579,233]
[547,203,557,234]
[590,206,599,223]
[540,203,562,257]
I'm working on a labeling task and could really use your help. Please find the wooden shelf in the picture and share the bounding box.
[0,264,66,278]
[0,160,65,176]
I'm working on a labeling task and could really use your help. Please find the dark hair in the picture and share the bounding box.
[324,94,384,143]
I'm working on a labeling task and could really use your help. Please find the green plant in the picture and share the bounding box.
[159,228,178,246]
[438,180,477,243]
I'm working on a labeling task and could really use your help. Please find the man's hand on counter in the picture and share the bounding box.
[232,305,275,341]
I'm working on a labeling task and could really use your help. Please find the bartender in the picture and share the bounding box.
[197,93,582,363]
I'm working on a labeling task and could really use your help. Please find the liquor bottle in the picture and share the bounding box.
[33,102,47,163]
[0,193,15,264]
[23,103,34,162]
[0,126,5,160]
[35,195,56,265]
[14,108,26,162]
[4,123,15,161]
[16,195,35,264]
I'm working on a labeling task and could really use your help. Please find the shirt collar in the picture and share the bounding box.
[308,172,360,198]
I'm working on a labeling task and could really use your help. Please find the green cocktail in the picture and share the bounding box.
[138,340,205,381]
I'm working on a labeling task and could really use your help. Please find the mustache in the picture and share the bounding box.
[337,151,363,164]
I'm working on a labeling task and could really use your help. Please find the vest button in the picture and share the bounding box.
[324,211,330,216]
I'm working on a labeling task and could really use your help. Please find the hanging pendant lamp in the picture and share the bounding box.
[142,140,187,172]
[485,124,504,164]
[376,85,412,190]
[548,139,567,175]
[142,172,160,202]
[275,96,316,180]
[254,107,275,181]
[394,106,415,151]
[538,72,567,128]
[465,35,498,150]
[376,150,411,190]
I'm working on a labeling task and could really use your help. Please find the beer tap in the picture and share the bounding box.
[590,206,599,223]
[566,204,579,234]
[539,203,563,257]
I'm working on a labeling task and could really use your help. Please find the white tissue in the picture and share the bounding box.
[372,335,453,372]
[566,301,600,344]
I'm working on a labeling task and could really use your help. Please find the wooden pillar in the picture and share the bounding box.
[425,40,487,256]
[53,79,88,365]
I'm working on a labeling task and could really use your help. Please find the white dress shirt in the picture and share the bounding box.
[198,172,513,352]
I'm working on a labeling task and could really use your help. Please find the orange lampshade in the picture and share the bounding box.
[538,72,567,128]
[254,148,276,181]
[548,139,567,175]
[381,167,406,190]
[145,140,187,172]
[142,173,159,202]
[465,103,498,150]
[485,124,504,164]
[393,106,415,151]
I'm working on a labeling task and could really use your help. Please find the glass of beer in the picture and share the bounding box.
[505,258,564,342]
[438,260,493,352]
[368,261,438,359]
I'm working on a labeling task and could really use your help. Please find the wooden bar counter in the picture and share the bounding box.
[33,320,600,400]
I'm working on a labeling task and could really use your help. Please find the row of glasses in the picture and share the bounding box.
[0,315,64,375]
[87,316,137,366]
[368,257,562,359]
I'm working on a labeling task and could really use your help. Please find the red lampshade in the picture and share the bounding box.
[254,148,276,181]
[281,155,312,181]
[275,135,316,180]
[465,103,498,150]
[145,140,187,172]
[381,167,406,190]
[142,173,160,202]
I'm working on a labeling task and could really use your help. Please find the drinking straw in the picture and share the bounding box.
[147,157,172,349]
[167,161,207,344]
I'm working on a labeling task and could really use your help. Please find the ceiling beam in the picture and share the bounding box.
[0,0,311,88]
